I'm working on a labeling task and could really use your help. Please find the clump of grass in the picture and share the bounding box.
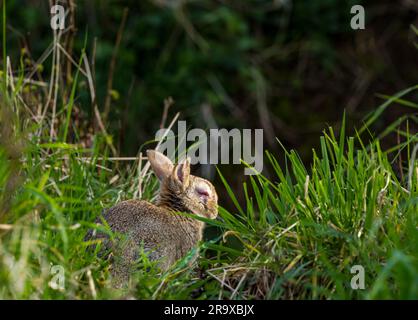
[1,100,417,299]
[204,115,417,299]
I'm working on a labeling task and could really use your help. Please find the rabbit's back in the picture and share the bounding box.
[104,200,174,242]
[101,200,204,272]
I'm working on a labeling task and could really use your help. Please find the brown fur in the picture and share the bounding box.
[88,150,218,286]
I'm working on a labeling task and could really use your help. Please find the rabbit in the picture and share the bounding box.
[87,150,218,286]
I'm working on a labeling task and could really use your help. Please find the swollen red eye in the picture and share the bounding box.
[197,189,209,197]
[196,185,210,199]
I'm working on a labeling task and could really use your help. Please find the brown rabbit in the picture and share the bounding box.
[88,150,218,286]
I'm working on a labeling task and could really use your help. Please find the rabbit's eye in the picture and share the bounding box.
[197,189,209,197]
[195,185,211,202]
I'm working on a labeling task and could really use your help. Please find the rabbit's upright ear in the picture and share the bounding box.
[147,150,174,181]
[174,157,191,189]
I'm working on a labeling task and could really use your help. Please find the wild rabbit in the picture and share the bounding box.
[88,150,218,286]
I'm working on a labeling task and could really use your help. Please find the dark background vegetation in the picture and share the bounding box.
[5,0,418,206]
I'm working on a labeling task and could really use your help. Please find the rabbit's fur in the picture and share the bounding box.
[88,150,218,286]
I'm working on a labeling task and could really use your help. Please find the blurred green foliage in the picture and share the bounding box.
[4,0,417,182]
[6,1,355,128]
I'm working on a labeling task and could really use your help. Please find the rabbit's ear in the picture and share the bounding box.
[174,157,190,188]
[147,150,174,181]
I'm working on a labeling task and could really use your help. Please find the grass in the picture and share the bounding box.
[0,3,417,299]
[208,124,418,299]
[1,100,417,300]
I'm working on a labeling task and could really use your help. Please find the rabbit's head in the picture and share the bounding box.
[147,150,218,220]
